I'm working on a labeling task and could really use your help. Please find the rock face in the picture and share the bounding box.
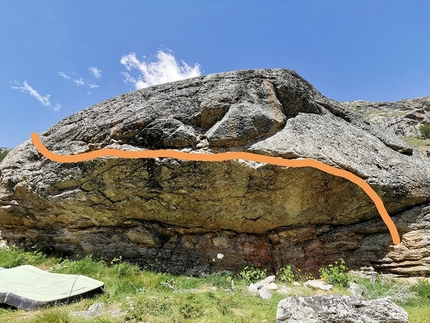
[1,69,430,276]
[276,295,409,323]
[342,97,430,136]
[342,98,430,155]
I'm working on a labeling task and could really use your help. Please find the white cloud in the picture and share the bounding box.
[11,80,61,111]
[89,66,102,79]
[73,78,85,86]
[120,50,201,89]
[59,68,100,91]
[59,71,71,79]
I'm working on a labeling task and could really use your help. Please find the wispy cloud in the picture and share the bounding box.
[73,78,85,86]
[59,67,101,94]
[89,66,102,79]
[120,50,201,90]
[11,80,61,111]
[59,71,71,80]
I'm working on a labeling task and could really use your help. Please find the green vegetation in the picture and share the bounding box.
[402,136,430,147]
[0,149,8,162]
[239,265,267,284]
[0,249,429,323]
[362,110,407,119]
[277,265,295,284]
[319,258,349,288]
[420,124,430,139]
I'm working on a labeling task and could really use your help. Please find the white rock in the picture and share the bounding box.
[257,288,272,299]
[253,275,276,289]
[348,282,366,297]
[304,279,333,291]
[263,282,279,290]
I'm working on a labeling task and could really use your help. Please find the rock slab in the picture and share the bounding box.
[276,295,409,323]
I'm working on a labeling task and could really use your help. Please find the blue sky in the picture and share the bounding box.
[1,1,430,148]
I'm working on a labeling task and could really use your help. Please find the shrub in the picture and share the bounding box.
[354,275,419,304]
[277,265,295,283]
[405,279,430,306]
[0,150,8,162]
[240,265,267,284]
[420,124,430,139]
[319,258,350,288]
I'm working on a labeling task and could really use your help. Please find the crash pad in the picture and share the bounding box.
[0,265,104,310]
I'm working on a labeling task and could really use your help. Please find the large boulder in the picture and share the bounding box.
[1,69,430,275]
[276,295,409,323]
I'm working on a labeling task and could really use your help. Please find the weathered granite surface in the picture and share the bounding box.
[342,97,430,155]
[276,295,409,323]
[1,69,430,275]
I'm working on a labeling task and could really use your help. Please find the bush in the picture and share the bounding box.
[353,275,419,305]
[277,265,295,283]
[239,265,267,284]
[319,258,350,288]
[0,150,8,162]
[420,124,430,139]
[406,279,430,306]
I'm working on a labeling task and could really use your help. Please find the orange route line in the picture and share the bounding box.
[31,132,401,244]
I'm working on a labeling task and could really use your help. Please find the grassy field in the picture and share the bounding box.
[0,247,429,322]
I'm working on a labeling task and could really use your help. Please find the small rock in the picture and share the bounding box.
[277,285,292,295]
[254,275,276,289]
[257,288,272,300]
[263,282,279,290]
[248,276,277,299]
[304,279,333,291]
[348,282,366,297]
[69,302,105,319]
[110,309,123,317]
[248,283,258,295]
[88,302,105,312]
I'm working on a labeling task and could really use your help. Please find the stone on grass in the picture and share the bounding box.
[69,302,105,319]
[248,275,277,299]
[304,279,333,291]
[348,282,366,297]
[276,295,409,323]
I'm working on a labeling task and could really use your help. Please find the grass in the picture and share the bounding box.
[402,136,430,147]
[0,248,429,322]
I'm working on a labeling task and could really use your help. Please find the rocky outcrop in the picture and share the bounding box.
[276,295,409,323]
[342,97,430,155]
[1,69,430,276]
[343,97,430,137]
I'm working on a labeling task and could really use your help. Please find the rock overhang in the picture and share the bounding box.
[1,68,430,275]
